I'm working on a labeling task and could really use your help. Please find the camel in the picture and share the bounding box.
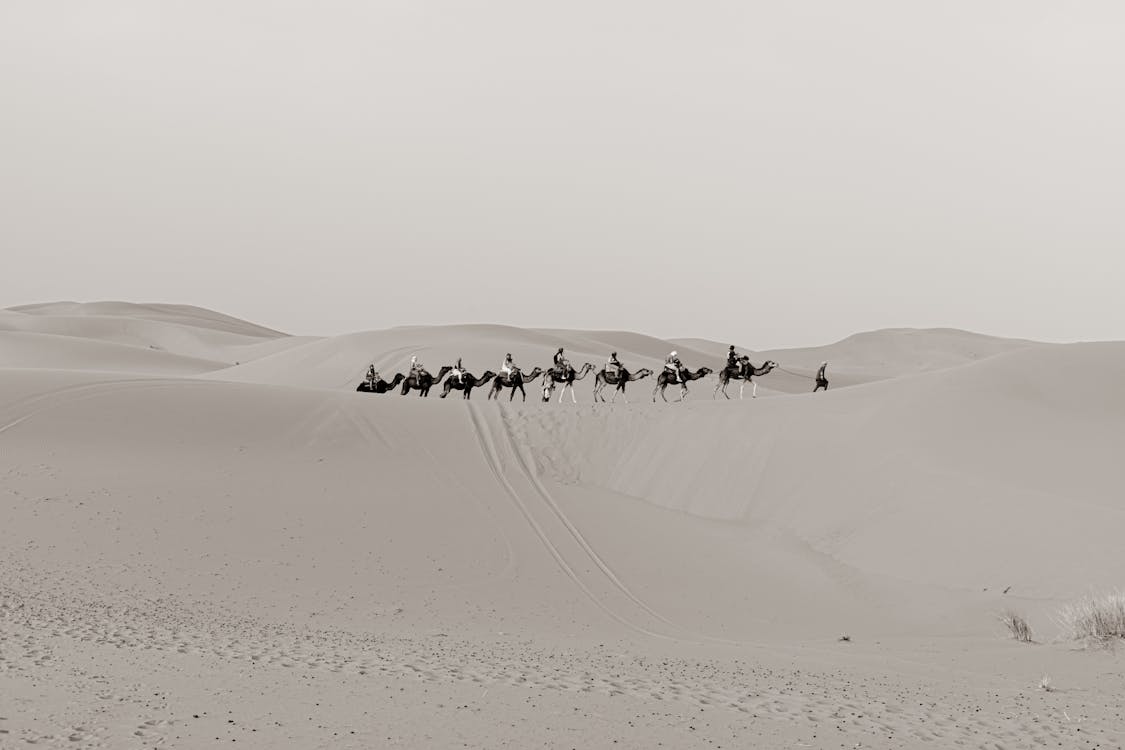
[400,365,451,397]
[652,366,713,402]
[487,366,544,402]
[714,358,778,400]
[541,362,595,404]
[439,370,497,400]
[592,367,653,403]
[356,373,405,394]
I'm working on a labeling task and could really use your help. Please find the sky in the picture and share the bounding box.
[2,1,1122,348]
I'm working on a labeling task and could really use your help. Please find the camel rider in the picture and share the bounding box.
[501,353,516,377]
[409,354,422,374]
[727,345,740,371]
[607,352,622,378]
[814,361,829,392]
[366,364,379,389]
[553,348,569,376]
[451,357,465,385]
[665,351,682,383]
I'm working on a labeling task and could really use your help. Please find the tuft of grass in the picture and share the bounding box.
[838,634,851,643]
[1038,675,1053,692]
[999,610,1033,643]
[1058,591,1125,643]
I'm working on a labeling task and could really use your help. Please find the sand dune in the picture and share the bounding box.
[2,303,1123,748]
[9,301,288,338]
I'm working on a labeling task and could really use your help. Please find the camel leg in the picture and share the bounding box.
[739,382,744,400]
[752,381,758,398]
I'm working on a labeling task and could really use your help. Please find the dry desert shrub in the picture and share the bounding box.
[998,610,1033,643]
[1058,591,1125,644]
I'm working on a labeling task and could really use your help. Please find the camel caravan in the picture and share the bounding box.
[357,347,824,403]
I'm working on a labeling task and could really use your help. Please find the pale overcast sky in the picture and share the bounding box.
[2,2,1122,347]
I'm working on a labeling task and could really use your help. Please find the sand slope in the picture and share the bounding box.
[2,303,1123,749]
[0,303,308,375]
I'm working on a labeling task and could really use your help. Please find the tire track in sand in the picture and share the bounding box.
[466,403,684,641]
[495,406,691,636]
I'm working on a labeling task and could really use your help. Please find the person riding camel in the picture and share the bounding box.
[665,351,682,383]
[409,354,422,374]
[366,364,379,389]
[553,348,569,377]
[501,353,516,377]
[451,357,465,385]
[606,351,622,379]
[727,345,740,374]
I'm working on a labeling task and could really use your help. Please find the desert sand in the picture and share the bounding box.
[2,301,1124,749]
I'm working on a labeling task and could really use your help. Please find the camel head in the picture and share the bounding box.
[634,368,653,379]
[478,370,497,383]
[695,366,714,378]
[763,360,778,373]
[390,373,405,385]
[523,366,543,379]
[434,365,453,381]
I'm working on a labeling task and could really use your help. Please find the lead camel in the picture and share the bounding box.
[714,358,778,399]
